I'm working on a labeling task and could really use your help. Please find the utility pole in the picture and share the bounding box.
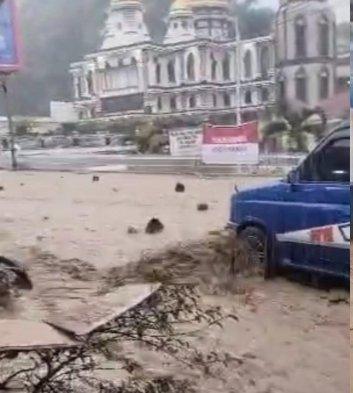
[1,75,17,170]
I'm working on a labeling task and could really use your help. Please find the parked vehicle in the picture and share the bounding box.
[228,122,350,281]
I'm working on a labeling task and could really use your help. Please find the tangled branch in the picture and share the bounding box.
[0,284,238,392]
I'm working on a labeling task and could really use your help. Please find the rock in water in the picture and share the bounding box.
[145,218,164,234]
[175,183,185,193]
[127,226,139,235]
[197,203,209,212]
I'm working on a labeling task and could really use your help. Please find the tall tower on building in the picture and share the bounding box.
[275,0,336,110]
[164,0,196,44]
[101,0,151,50]
[190,0,235,41]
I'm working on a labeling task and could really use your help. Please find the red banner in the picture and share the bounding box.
[202,122,259,165]
[203,122,259,145]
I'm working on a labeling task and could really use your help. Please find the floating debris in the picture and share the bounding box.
[146,218,164,234]
[127,226,139,235]
[197,203,209,212]
[175,183,185,193]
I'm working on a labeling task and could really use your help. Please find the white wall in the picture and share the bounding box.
[51,102,79,123]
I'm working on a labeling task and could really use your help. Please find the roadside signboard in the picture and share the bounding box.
[0,0,20,73]
[202,122,259,165]
[169,127,202,157]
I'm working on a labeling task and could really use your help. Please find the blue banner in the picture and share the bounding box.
[0,0,20,72]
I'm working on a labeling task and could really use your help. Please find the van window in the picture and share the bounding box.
[300,136,350,183]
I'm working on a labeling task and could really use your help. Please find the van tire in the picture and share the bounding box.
[264,252,278,279]
[238,226,267,266]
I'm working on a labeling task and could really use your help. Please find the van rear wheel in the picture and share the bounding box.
[238,226,267,266]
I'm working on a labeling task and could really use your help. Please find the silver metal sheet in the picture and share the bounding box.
[46,283,161,336]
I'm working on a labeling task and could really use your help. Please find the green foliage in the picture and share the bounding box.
[261,105,327,153]
[61,122,77,133]
[15,120,34,135]
[135,121,161,153]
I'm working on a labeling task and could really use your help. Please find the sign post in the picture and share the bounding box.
[0,0,21,170]
[1,76,16,169]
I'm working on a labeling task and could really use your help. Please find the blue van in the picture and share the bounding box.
[228,122,350,280]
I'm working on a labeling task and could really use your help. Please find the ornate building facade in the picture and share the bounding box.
[69,0,345,122]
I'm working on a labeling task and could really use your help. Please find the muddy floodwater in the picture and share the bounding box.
[0,171,349,393]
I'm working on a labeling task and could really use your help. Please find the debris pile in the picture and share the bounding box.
[105,232,258,295]
[0,256,32,302]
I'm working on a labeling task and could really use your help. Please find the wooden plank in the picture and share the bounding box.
[0,320,78,352]
[46,283,161,336]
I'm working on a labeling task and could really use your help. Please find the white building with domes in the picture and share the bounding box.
[68,0,348,123]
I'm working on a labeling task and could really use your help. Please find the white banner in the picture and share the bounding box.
[202,143,259,165]
[169,128,202,157]
[202,122,259,165]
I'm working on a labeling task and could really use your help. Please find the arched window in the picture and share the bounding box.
[243,50,252,79]
[319,67,329,99]
[260,47,270,78]
[295,16,307,58]
[245,90,252,104]
[319,15,329,56]
[156,63,161,84]
[170,96,177,111]
[168,59,176,83]
[211,55,218,81]
[157,96,162,111]
[187,53,195,81]
[261,88,269,102]
[278,73,286,100]
[189,95,196,108]
[222,53,231,80]
[86,71,94,95]
[295,67,307,102]
[75,76,82,98]
[223,93,231,107]
[213,94,217,107]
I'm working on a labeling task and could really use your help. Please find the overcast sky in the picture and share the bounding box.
[254,0,348,22]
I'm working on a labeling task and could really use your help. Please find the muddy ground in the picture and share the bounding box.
[0,171,349,393]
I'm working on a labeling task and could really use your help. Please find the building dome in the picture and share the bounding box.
[170,0,193,15]
[111,0,143,9]
[171,0,192,10]
[190,0,230,9]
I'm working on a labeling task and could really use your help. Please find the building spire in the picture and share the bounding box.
[101,0,150,50]
[164,0,196,44]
